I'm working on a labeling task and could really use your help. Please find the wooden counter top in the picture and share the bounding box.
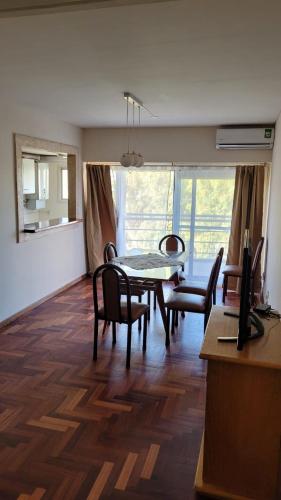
[200,305,281,370]
[23,217,80,233]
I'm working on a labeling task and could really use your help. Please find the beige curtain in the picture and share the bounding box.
[85,164,116,272]
[226,165,265,291]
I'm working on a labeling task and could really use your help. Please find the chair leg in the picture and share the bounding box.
[112,322,116,345]
[175,310,178,327]
[102,320,107,336]
[126,323,132,369]
[138,295,142,331]
[153,291,157,310]
[222,275,228,303]
[166,308,170,347]
[171,310,175,335]
[174,272,180,286]
[143,312,147,351]
[93,316,99,360]
[147,291,151,321]
[181,311,185,318]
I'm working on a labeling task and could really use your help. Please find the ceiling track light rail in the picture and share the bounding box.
[120,91,144,168]
[123,92,158,118]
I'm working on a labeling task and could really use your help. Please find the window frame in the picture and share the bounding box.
[15,134,81,243]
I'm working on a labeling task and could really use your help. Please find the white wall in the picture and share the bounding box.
[83,127,272,163]
[0,102,86,322]
[265,113,281,310]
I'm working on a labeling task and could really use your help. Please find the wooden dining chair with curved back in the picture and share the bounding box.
[93,263,149,369]
[173,247,224,305]
[103,241,147,327]
[222,237,264,304]
[158,234,186,254]
[165,253,221,341]
[103,241,118,263]
[154,234,186,310]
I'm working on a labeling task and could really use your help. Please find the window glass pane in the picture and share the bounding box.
[112,166,235,282]
[178,169,235,280]
[62,169,68,199]
[193,177,234,279]
[121,170,174,254]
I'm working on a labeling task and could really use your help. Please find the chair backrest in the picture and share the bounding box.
[103,242,118,263]
[159,234,185,253]
[205,254,221,307]
[251,237,264,278]
[218,247,224,258]
[214,247,224,289]
[93,263,132,323]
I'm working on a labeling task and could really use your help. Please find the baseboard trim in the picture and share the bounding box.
[0,274,87,329]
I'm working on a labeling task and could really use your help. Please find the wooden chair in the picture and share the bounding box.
[222,237,264,304]
[103,242,146,326]
[173,247,224,305]
[154,234,186,310]
[165,253,220,342]
[103,241,118,263]
[158,234,186,253]
[93,263,149,369]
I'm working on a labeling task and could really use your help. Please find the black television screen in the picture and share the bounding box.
[237,246,252,350]
[220,238,264,347]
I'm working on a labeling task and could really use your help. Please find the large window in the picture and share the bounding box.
[111,166,235,281]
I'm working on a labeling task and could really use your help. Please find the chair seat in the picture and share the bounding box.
[222,265,242,277]
[173,280,207,296]
[165,291,206,313]
[98,301,149,323]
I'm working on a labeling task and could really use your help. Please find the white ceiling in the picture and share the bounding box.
[1,0,281,127]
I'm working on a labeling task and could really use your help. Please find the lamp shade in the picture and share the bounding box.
[120,152,131,168]
[134,153,144,167]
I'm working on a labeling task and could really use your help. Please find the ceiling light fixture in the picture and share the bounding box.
[120,92,145,168]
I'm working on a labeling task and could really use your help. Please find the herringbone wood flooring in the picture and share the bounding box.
[0,278,236,500]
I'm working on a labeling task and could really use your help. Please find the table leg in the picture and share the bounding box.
[155,282,170,346]
[173,271,180,286]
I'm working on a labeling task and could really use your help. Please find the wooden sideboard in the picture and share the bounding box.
[195,305,281,500]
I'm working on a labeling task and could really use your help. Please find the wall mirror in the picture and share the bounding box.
[15,134,81,242]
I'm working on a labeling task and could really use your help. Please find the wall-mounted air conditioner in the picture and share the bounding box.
[216,127,274,150]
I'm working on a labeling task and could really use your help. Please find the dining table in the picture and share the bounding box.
[111,250,189,346]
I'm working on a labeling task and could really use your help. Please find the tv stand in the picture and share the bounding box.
[195,305,281,500]
[217,311,264,345]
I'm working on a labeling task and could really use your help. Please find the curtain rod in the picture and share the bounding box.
[86,161,269,167]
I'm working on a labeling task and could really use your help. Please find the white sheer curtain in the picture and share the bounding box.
[111,166,174,255]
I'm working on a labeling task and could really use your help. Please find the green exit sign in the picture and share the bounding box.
[264,128,272,139]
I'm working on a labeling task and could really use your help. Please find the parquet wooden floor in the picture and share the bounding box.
[0,278,236,500]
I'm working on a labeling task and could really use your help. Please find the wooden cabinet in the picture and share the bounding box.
[22,158,36,194]
[195,306,281,500]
